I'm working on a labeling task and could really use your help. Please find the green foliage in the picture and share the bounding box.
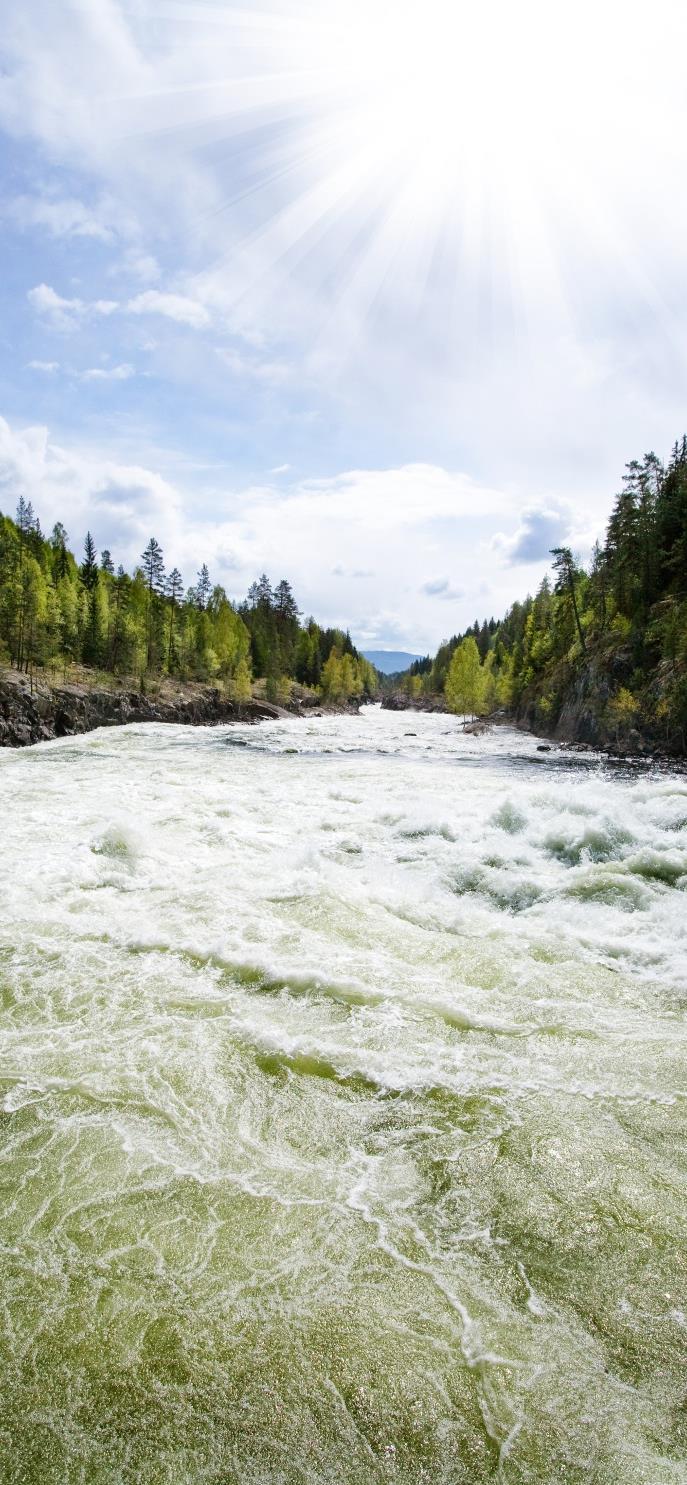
[426,437,687,749]
[606,687,639,739]
[0,504,374,706]
[319,645,374,702]
[403,672,423,699]
[445,636,484,719]
[536,693,556,721]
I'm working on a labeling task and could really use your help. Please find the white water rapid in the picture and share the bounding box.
[1,707,686,1483]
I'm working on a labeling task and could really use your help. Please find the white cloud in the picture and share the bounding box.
[492,504,574,566]
[27,283,117,331]
[3,0,687,503]
[113,248,160,284]
[215,347,292,385]
[27,284,83,331]
[128,291,210,329]
[8,193,115,241]
[26,359,134,382]
[297,464,507,532]
[0,415,542,647]
[28,282,211,337]
[79,364,135,382]
[421,578,465,600]
[354,612,413,646]
[0,414,182,562]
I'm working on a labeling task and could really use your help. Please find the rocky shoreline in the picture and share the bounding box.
[3,671,682,767]
[0,671,360,750]
[380,690,684,765]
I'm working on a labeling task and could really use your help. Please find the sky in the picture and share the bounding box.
[1,0,687,653]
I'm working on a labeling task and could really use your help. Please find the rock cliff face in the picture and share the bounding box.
[381,680,682,759]
[380,694,448,713]
[551,666,613,747]
[515,663,612,750]
[0,674,285,749]
[516,658,682,757]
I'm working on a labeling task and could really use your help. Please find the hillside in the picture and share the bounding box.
[0,504,377,712]
[412,438,687,755]
[362,650,425,674]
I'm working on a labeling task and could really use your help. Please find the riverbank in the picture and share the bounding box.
[380,690,684,763]
[0,670,361,749]
[4,666,680,765]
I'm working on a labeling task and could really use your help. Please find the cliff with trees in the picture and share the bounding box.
[403,438,687,755]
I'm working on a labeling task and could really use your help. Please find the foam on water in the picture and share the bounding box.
[1,708,686,1483]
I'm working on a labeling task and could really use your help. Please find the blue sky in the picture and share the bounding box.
[1,0,687,651]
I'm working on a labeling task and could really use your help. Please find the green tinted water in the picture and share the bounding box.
[1,713,685,1483]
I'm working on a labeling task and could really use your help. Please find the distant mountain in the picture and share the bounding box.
[363,650,424,675]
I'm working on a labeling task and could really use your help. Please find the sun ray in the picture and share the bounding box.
[108,0,687,384]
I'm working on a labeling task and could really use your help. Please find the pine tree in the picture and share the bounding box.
[274,578,299,621]
[274,578,300,673]
[108,567,133,674]
[166,567,184,670]
[141,538,165,672]
[141,537,165,594]
[255,574,273,608]
[16,497,35,545]
[551,547,586,654]
[196,563,212,611]
[82,585,103,666]
[51,523,70,581]
[80,532,99,592]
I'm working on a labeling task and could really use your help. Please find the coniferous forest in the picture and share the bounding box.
[401,440,687,751]
[0,505,376,705]
[2,435,686,747]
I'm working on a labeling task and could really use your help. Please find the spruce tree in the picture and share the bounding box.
[551,547,586,653]
[80,532,99,592]
[141,538,165,672]
[196,563,212,611]
[166,567,184,669]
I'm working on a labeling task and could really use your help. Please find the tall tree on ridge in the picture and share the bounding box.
[51,523,70,581]
[166,567,184,670]
[196,563,212,611]
[551,546,586,654]
[141,537,165,671]
[80,532,99,593]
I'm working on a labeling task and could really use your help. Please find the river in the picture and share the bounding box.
[1,707,685,1483]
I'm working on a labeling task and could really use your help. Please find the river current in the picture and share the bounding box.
[1,707,686,1484]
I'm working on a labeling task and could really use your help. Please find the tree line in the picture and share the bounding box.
[0,502,377,704]
[413,437,687,748]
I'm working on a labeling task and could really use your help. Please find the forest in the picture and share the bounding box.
[405,438,687,750]
[2,433,685,745]
[0,504,377,705]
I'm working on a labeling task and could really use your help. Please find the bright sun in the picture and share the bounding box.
[303,1,561,195]
[244,0,575,319]
[178,0,683,355]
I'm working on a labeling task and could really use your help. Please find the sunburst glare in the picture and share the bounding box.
[148,0,684,381]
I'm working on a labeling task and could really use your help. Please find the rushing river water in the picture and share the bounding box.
[1,707,686,1484]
